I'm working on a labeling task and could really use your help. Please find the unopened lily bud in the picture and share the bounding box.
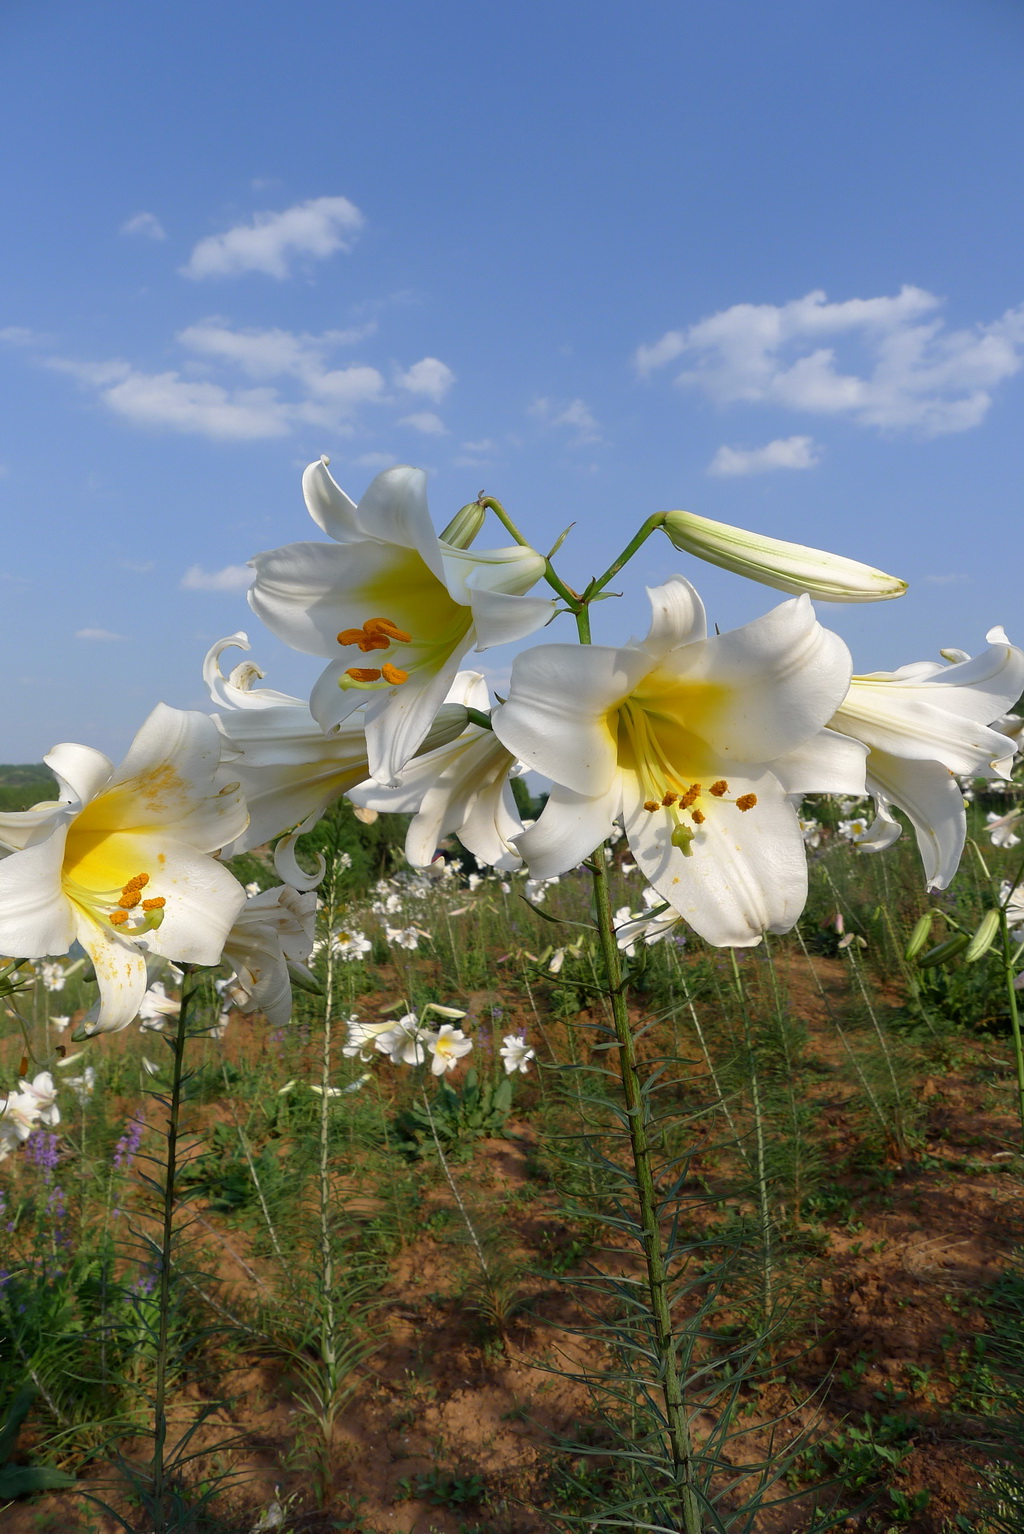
[418,703,469,754]
[662,511,908,603]
[440,501,486,549]
[904,911,935,960]
[965,909,1001,964]
[917,932,970,968]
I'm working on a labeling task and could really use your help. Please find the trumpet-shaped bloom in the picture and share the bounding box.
[374,1013,431,1066]
[493,576,855,946]
[427,1024,474,1075]
[248,459,555,783]
[348,672,524,871]
[0,705,248,1034]
[614,886,683,955]
[663,511,908,603]
[221,883,317,1027]
[830,628,1024,888]
[500,1034,535,1075]
[206,633,376,854]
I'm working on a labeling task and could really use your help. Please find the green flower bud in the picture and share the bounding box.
[917,932,970,968]
[904,911,935,960]
[965,909,1001,964]
[440,501,486,549]
[662,511,908,604]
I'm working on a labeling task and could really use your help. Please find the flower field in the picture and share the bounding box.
[2,464,1023,1533]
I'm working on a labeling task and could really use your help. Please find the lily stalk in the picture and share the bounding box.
[571,591,705,1533]
[662,509,908,603]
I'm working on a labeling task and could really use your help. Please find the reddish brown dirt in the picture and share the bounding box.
[4,952,1022,1533]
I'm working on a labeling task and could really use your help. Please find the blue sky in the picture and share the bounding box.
[3,0,1024,761]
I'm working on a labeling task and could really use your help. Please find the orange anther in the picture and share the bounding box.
[346,667,383,682]
[691,808,705,824]
[338,628,367,646]
[357,633,391,652]
[109,910,130,926]
[679,782,702,809]
[142,897,166,910]
[661,791,679,807]
[736,794,757,812]
[121,873,149,892]
[118,889,142,909]
[381,663,409,686]
[643,799,660,813]
[708,780,729,797]
[364,617,412,642]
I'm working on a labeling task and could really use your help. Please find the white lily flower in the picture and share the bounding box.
[220,883,318,1028]
[207,632,470,861]
[0,1075,58,1157]
[493,576,854,947]
[500,1034,535,1075]
[662,511,908,603]
[138,980,181,1032]
[426,1024,474,1076]
[342,1016,395,1058]
[615,885,684,955]
[986,809,1022,850]
[830,628,1024,889]
[248,459,555,783]
[0,705,248,1034]
[348,672,524,871]
[374,1013,431,1066]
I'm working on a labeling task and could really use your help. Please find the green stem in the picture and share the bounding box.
[584,512,667,601]
[151,963,195,1531]
[999,908,1024,1153]
[479,496,581,609]
[590,856,703,1532]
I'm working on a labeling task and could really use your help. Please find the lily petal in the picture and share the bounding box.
[863,750,966,890]
[514,781,620,882]
[0,827,75,955]
[638,576,708,657]
[494,643,649,797]
[652,595,853,764]
[772,728,869,798]
[624,770,806,946]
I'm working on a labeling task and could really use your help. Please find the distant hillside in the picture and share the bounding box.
[0,764,57,812]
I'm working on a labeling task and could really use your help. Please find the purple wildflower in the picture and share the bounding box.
[113,1114,144,1173]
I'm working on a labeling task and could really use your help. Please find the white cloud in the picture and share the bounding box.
[47,321,389,441]
[181,564,253,591]
[355,452,399,468]
[529,396,602,443]
[707,435,821,477]
[0,326,45,346]
[399,411,447,435]
[76,627,125,641]
[121,211,166,240]
[395,356,455,402]
[636,287,1024,436]
[182,195,364,280]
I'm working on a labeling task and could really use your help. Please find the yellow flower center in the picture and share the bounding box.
[63,867,166,935]
[615,698,757,856]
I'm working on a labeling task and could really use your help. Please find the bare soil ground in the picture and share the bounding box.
[7,952,1021,1534]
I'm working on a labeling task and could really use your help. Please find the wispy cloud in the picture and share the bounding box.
[181,195,364,280]
[121,211,166,240]
[707,435,820,477]
[399,411,447,435]
[76,627,126,641]
[636,287,1024,435]
[45,318,456,442]
[181,564,253,591]
[529,396,602,444]
[395,356,455,401]
[0,326,47,346]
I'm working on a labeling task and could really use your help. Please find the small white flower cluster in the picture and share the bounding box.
[342,1003,535,1079]
[0,1071,60,1160]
